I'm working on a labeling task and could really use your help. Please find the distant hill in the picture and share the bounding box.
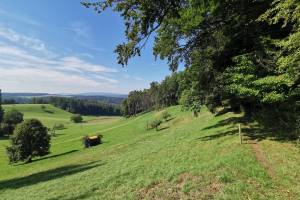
[1,92,127,104]
[75,92,128,98]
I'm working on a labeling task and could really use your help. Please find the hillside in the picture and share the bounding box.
[0,104,299,200]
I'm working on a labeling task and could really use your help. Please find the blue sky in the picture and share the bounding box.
[0,0,171,94]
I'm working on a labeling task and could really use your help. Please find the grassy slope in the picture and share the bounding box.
[0,104,299,200]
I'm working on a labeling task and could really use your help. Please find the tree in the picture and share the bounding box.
[32,96,122,116]
[71,114,83,123]
[2,109,24,135]
[0,100,3,124]
[6,119,51,163]
[0,89,3,137]
[149,119,162,131]
[3,109,24,125]
[85,0,299,135]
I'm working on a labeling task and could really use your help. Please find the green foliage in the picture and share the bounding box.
[87,0,300,134]
[1,123,14,136]
[70,114,83,123]
[161,111,171,121]
[122,73,182,116]
[3,109,24,125]
[6,119,50,163]
[149,118,162,131]
[0,105,3,124]
[50,123,66,136]
[33,96,122,116]
[53,123,65,130]
[2,109,24,135]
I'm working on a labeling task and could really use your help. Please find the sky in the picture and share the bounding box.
[0,0,172,94]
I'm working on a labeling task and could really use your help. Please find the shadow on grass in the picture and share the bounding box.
[0,160,105,190]
[158,126,170,131]
[201,116,247,131]
[14,150,80,166]
[198,129,237,141]
[198,112,296,142]
[214,107,236,117]
[32,150,79,163]
[165,117,176,122]
[0,135,9,140]
[44,110,54,114]
[51,133,66,137]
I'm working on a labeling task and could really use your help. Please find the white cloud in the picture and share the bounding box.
[0,47,123,93]
[133,76,144,81]
[94,75,119,84]
[64,21,104,52]
[121,74,143,81]
[0,26,55,57]
[0,26,124,93]
[61,56,118,73]
[0,8,42,27]
[0,67,111,93]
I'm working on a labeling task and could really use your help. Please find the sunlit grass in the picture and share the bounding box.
[0,104,298,199]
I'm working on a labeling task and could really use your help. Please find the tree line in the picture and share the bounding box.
[86,0,300,138]
[32,97,122,116]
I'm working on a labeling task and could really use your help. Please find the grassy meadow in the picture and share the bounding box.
[0,104,299,200]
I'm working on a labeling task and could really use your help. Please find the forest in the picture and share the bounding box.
[32,96,122,116]
[81,0,299,138]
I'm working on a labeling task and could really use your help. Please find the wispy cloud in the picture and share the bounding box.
[0,26,55,57]
[64,21,104,52]
[0,67,105,93]
[61,56,117,73]
[121,74,144,81]
[94,75,119,84]
[133,76,144,81]
[0,26,122,93]
[0,8,42,27]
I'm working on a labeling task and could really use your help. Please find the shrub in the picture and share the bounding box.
[53,123,65,130]
[161,111,171,121]
[71,114,83,123]
[41,105,46,109]
[6,119,51,163]
[3,109,23,125]
[1,123,14,135]
[2,109,24,135]
[149,119,162,131]
[50,123,65,136]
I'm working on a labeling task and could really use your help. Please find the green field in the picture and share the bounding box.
[0,104,299,200]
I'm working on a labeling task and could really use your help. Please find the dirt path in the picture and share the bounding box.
[249,141,276,178]
[248,140,296,199]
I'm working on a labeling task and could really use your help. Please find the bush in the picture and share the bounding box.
[2,109,24,135]
[6,119,51,163]
[53,123,65,130]
[161,111,171,121]
[149,119,162,131]
[50,123,65,136]
[71,114,83,123]
[1,123,14,135]
[3,109,23,125]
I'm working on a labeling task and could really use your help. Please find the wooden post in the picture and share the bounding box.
[239,124,242,144]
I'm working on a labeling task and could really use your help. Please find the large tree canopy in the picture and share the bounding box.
[84,0,300,136]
